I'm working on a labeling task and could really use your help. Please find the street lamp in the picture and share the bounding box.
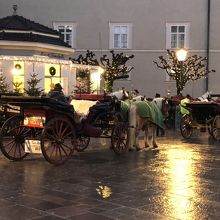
[176,49,187,61]
[176,49,188,95]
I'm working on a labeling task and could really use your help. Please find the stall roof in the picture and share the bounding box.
[0,14,70,48]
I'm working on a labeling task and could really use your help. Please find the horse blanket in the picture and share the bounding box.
[120,100,164,129]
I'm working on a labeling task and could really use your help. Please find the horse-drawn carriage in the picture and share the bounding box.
[0,94,129,165]
[180,99,220,140]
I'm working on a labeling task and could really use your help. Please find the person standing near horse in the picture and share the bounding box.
[153,93,166,136]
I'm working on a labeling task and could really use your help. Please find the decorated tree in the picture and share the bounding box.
[24,72,43,96]
[71,50,134,93]
[100,50,134,93]
[0,70,9,93]
[71,50,99,66]
[154,50,215,95]
[74,68,94,94]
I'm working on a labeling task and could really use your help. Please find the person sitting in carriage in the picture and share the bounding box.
[48,83,68,103]
[180,94,191,115]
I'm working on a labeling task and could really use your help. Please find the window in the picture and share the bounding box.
[109,23,132,49]
[166,23,190,49]
[44,64,62,93]
[13,61,24,93]
[53,22,76,48]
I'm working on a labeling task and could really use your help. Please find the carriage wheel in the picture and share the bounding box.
[41,117,76,165]
[75,135,90,152]
[211,115,220,141]
[180,115,193,139]
[0,115,30,161]
[111,122,128,154]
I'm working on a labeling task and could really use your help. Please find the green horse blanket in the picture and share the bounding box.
[119,100,164,129]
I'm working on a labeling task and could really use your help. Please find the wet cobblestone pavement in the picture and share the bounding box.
[0,130,220,219]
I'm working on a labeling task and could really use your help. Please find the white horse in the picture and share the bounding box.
[129,101,165,150]
[197,91,212,102]
[111,89,166,150]
[110,88,129,100]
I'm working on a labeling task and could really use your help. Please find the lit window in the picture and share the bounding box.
[12,61,24,93]
[109,23,132,49]
[53,22,76,48]
[166,23,190,49]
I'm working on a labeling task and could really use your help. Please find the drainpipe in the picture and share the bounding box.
[206,0,211,91]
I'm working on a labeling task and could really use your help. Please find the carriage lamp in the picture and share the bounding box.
[176,49,187,62]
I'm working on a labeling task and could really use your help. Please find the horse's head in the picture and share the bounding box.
[198,91,212,101]
[110,89,129,100]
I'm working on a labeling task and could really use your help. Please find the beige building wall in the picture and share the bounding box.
[0,0,219,97]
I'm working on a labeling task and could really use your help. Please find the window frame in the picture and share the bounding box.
[109,23,133,49]
[166,23,190,49]
[53,22,77,48]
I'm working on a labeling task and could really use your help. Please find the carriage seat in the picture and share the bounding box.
[89,102,112,112]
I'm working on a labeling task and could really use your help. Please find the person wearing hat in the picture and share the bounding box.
[48,83,68,103]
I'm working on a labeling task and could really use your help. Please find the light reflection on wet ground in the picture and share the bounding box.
[0,131,220,219]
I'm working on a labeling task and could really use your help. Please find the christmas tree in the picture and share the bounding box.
[24,72,44,96]
[0,69,9,93]
[74,68,94,94]
[12,82,23,94]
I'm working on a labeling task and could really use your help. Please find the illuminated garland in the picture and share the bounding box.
[0,55,102,71]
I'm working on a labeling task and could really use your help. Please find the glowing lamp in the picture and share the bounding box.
[176,49,187,61]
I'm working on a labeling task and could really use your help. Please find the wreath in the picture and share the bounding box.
[49,66,56,76]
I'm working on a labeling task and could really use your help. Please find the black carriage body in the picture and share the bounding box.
[0,95,76,165]
[0,95,75,125]
[186,102,220,125]
[180,101,220,140]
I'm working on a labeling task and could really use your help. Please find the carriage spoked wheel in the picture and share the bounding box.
[211,115,220,141]
[75,135,90,152]
[111,122,129,154]
[41,117,76,165]
[0,115,30,161]
[180,114,193,139]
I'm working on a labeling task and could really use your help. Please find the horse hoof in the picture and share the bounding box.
[136,147,141,151]
[153,145,158,149]
[145,145,150,149]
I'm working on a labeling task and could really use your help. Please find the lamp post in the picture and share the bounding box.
[176,49,188,95]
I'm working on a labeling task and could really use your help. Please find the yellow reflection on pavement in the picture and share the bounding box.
[166,148,198,219]
[96,185,112,199]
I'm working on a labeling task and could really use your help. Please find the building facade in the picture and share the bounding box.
[0,0,219,97]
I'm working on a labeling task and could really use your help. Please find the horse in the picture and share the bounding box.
[129,100,165,150]
[110,88,129,101]
[197,91,212,101]
[111,90,167,150]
